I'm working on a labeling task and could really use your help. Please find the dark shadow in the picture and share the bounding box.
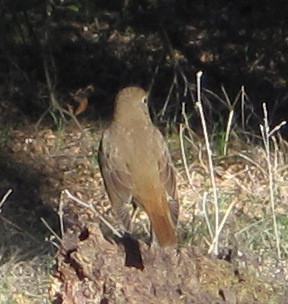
[0,149,60,263]
[118,232,144,270]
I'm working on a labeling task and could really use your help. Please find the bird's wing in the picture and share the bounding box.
[98,131,133,229]
[154,128,179,225]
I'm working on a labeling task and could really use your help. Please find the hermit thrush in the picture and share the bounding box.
[98,86,179,247]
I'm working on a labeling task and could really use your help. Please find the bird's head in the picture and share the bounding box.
[113,86,151,123]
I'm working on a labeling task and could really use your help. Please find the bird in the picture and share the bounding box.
[98,86,179,247]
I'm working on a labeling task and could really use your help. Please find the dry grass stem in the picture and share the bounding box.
[40,217,61,243]
[195,71,219,255]
[181,102,195,142]
[159,72,176,119]
[0,188,13,211]
[202,192,213,239]
[64,189,123,238]
[223,109,234,156]
[241,86,246,129]
[235,218,266,237]
[237,152,267,176]
[179,123,192,186]
[58,191,65,237]
[0,215,43,245]
[209,199,237,255]
[259,102,287,258]
[220,85,232,107]
[269,120,287,137]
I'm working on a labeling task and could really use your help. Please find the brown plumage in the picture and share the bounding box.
[98,86,179,247]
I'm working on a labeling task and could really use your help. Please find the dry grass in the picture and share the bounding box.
[0,251,52,304]
[178,135,288,253]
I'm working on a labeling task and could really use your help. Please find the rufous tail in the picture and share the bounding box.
[148,209,177,247]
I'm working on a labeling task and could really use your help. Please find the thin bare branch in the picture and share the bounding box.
[0,189,13,211]
[64,189,123,238]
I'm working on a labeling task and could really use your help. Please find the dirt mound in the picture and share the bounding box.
[50,215,282,304]
[51,220,223,304]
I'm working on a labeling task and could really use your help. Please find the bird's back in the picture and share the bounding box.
[99,86,178,247]
[110,121,164,188]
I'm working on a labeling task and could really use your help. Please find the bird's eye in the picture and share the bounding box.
[141,96,148,104]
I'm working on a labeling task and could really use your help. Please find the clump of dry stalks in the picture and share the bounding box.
[174,70,288,259]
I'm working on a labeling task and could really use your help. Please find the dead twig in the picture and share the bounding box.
[64,189,123,238]
[0,189,13,212]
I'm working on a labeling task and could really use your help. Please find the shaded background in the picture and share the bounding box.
[1,0,288,131]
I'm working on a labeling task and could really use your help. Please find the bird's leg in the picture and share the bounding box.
[149,225,158,247]
[130,204,139,231]
[131,199,151,239]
